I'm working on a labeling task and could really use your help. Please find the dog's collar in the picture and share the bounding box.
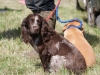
[67,25,82,31]
[64,18,83,30]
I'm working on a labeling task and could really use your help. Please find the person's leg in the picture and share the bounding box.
[39,11,56,29]
[24,11,56,59]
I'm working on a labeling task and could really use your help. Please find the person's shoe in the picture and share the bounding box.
[24,50,39,59]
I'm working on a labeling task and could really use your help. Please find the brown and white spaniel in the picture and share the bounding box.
[21,14,87,75]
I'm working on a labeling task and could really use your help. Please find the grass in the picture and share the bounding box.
[0,0,100,75]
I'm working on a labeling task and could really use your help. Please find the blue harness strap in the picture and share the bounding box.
[56,5,83,29]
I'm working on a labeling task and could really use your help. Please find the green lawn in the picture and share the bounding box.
[0,0,100,75]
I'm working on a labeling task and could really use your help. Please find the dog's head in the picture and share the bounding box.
[63,21,84,32]
[21,14,42,43]
[21,14,53,44]
[25,14,43,35]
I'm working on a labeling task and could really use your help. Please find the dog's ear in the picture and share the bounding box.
[41,17,53,43]
[62,24,68,32]
[21,18,31,44]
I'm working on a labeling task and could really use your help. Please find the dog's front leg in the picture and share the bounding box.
[39,54,51,72]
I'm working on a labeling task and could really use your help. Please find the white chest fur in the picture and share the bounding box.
[50,55,67,72]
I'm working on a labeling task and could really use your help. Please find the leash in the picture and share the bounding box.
[56,2,83,29]
[66,18,83,29]
[46,0,61,21]
[46,0,83,29]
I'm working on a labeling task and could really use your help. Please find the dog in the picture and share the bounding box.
[63,20,96,67]
[21,14,87,75]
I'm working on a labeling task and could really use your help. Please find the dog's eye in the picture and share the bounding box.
[30,18,34,22]
[37,20,40,23]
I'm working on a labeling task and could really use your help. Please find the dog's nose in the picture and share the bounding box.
[33,26,38,29]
